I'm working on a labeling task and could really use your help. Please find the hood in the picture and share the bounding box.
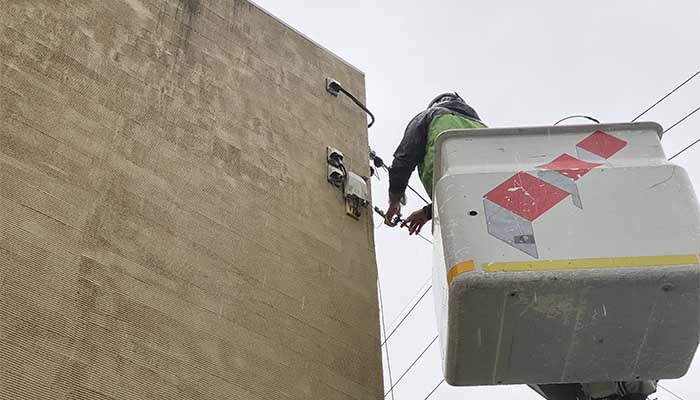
[434,98,481,122]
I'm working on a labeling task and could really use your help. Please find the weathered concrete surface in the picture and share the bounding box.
[0,1,381,399]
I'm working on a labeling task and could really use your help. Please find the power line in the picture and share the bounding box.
[664,105,700,161]
[371,151,430,207]
[416,232,433,245]
[631,68,700,122]
[386,276,432,331]
[384,335,439,397]
[381,284,433,346]
[380,164,431,206]
[664,105,700,134]
[377,280,396,400]
[670,137,700,161]
[553,115,600,126]
[423,378,445,400]
[658,383,686,400]
[406,181,431,206]
[327,79,375,128]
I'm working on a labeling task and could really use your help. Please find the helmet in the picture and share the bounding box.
[427,92,463,109]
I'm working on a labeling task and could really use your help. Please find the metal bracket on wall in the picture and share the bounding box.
[326,146,370,219]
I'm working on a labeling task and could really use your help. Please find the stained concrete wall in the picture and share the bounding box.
[0,1,381,399]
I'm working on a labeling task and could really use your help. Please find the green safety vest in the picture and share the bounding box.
[417,114,486,198]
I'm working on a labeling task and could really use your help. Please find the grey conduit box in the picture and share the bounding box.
[431,122,700,386]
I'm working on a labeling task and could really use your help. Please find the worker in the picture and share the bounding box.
[384,92,485,231]
[383,93,658,400]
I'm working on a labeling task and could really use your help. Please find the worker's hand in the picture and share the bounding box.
[384,203,401,227]
[401,208,429,235]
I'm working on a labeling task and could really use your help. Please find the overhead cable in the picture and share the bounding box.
[658,384,686,400]
[387,165,431,206]
[384,335,439,397]
[381,284,433,346]
[385,276,432,331]
[669,137,700,161]
[423,378,445,400]
[665,105,700,161]
[373,154,431,207]
[377,280,396,400]
[406,182,431,206]
[632,68,700,122]
[553,115,601,126]
[415,232,434,245]
[664,105,700,134]
[327,79,375,128]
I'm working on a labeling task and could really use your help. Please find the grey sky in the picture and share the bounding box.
[255,1,700,399]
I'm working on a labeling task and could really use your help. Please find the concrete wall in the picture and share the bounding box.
[0,1,381,399]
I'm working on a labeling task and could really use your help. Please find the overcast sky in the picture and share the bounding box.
[255,1,700,399]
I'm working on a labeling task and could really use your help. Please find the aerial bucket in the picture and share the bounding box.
[431,122,700,386]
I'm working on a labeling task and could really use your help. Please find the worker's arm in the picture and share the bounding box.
[388,110,430,203]
[384,110,430,226]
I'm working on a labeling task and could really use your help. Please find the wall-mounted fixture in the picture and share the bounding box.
[327,146,344,167]
[343,171,370,219]
[325,78,342,97]
[327,146,345,187]
[328,165,345,187]
[326,146,369,219]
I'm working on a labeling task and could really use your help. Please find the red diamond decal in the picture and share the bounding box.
[484,172,570,221]
[576,130,627,159]
[537,154,602,181]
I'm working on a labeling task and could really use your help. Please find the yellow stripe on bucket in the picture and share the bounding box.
[482,254,700,273]
[447,260,475,284]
